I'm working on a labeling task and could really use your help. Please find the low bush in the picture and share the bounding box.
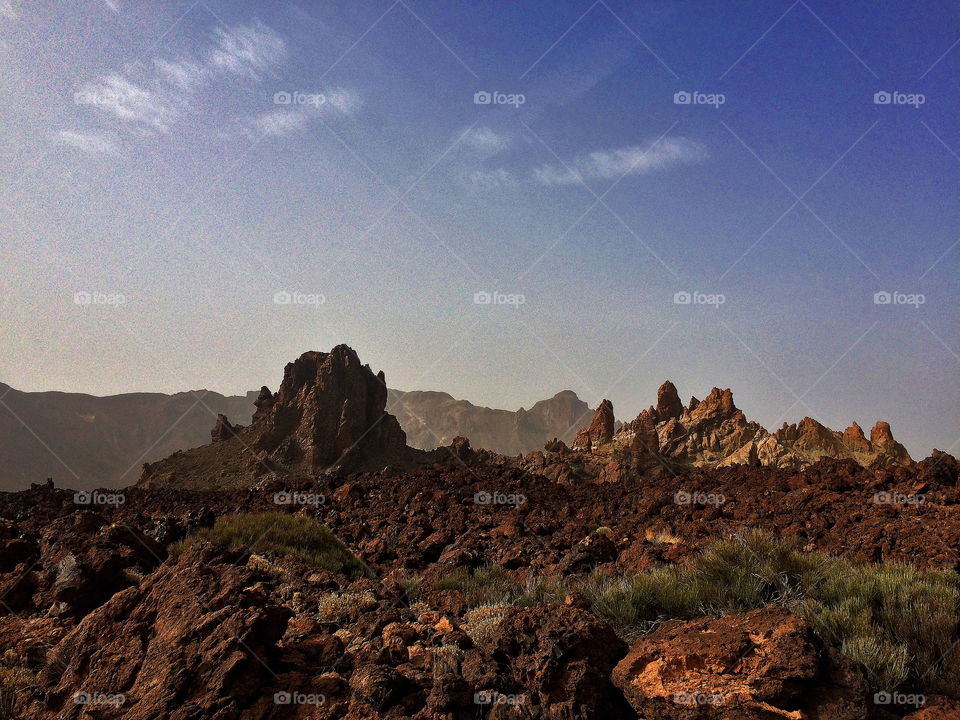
[169,513,372,579]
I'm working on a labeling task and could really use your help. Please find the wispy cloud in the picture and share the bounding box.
[75,74,172,133]
[56,130,119,155]
[102,0,120,13]
[0,1,16,19]
[251,87,360,137]
[208,20,286,80]
[152,58,209,93]
[74,21,287,136]
[462,126,511,156]
[533,138,708,185]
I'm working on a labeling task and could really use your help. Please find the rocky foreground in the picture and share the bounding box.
[1,345,957,719]
[1,448,959,719]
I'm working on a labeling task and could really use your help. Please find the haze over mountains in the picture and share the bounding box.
[0,380,594,491]
[0,347,916,491]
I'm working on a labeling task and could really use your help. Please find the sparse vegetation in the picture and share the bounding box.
[463,604,508,646]
[169,513,373,579]
[431,531,960,696]
[317,590,378,623]
[434,566,519,607]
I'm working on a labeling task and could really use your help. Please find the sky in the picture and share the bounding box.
[0,0,957,459]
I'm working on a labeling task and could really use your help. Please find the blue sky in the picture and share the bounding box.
[0,0,957,457]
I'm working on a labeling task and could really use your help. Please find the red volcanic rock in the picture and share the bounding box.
[903,696,960,719]
[139,345,414,487]
[573,399,615,449]
[480,605,631,719]
[630,408,661,472]
[612,606,867,720]
[37,543,292,720]
[841,422,871,454]
[250,345,407,470]
[251,385,274,423]
[210,413,240,443]
[656,380,684,421]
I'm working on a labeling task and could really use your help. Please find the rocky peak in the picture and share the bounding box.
[251,385,274,423]
[250,345,406,470]
[573,399,615,449]
[210,414,239,444]
[841,422,870,453]
[655,381,683,421]
[686,387,740,427]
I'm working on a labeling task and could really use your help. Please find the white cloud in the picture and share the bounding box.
[324,88,361,115]
[208,20,286,80]
[75,21,288,136]
[253,109,310,137]
[251,86,360,137]
[461,126,510,156]
[56,130,119,155]
[533,138,708,185]
[153,58,210,93]
[74,74,172,133]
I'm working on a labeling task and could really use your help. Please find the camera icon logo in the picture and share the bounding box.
[474,491,492,505]
[873,291,891,305]
[273,491,292,505]
[674,91,692,105]
[474,291,492,305]
[673,291,692,305]
[274,691,292,704]
[474,691,493,705]
[73,491,92,505]
[873,91,891,105]
[274,91,292,105]
[474,91,492,105]
[74,291,92,306]
[273,291,292,305]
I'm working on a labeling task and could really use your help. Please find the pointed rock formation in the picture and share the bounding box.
[567,380,912,475]
[139,345,413,488]
[209,414,239,444]
[573,399,615,449]
[654,381,683,421]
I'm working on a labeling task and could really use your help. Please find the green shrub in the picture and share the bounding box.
[169,513,372,579]
[434,566,520,607]
[578,530,960,697]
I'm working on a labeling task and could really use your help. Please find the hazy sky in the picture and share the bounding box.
[1,0,957,458]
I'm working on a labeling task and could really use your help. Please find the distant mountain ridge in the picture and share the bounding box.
[0,381,592,490]
[386,388,590,456]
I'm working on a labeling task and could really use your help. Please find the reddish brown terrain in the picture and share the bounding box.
[0,346,957,719]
